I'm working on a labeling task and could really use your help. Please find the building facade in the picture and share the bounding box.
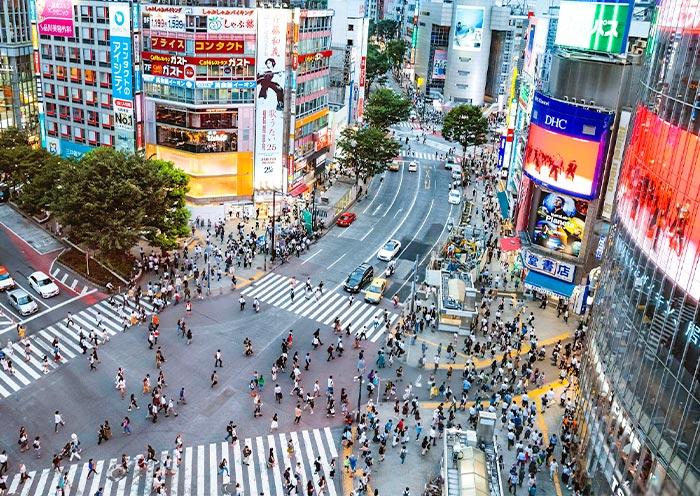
[577,0,700,494]
[0,0,37,134]
[33,0,141,158]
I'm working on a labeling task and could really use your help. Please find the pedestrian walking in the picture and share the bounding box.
[211,370,219,388]
[294,404,302,424]
[87,458,98,479]
[214,349,223,368]
[54,411,65,433]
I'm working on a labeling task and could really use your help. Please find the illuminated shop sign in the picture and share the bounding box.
[297,50,333,64]
[555,0,633,54]
[35,0,74,37]
[143,6,256,35]
[655,0,700,34]
[522,249,576,283]
[616,105,700,301]
[110,2,135,152]
[523,92,612,200]
[151,36,186,52]
[533,191,588,257]
[194,40,245,55]
[142,74,255,89]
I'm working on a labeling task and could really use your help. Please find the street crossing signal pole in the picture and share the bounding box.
[410,254,419,314]
[271,190,277,262]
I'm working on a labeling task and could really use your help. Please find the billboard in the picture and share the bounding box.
[142,52,254,80]
[601,110,630,220]
[254,9,290,191]
[533,192,588,257]
[194,40,245,55]
[555,0,633,54]
[143,6,256,35]
[110,3,134,152]
[617,105,700,300]
[655,0,700,33]
[35,0,74,37]
[523,17,549,79]
[452,6,484,51]
[432,49,447,80]
[523,92,612,200]
[151,36,186,52]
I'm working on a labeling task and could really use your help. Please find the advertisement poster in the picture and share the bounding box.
[35,0,74,37]
[656,0,700,33]
[523,17,549,79]
[432,49,447,80]
[203,8,256,35]
[533,192,588,257]
[523,92,612,200]
[452,6,484,51]
[110,3,134,152]
[555,0,633,54]
[143,6,186,33]
[254,9,290,191]
[601,110,630,220]
[617,105,700,301]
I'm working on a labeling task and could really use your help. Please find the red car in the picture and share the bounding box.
[336,212,357,227]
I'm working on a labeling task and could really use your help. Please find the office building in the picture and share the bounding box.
[577,0,700,493]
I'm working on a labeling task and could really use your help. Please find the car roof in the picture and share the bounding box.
[30,271,49,279]
[8,288,28,297]
[356,263,372,271]
[370,277,387,285]
[0,266,7,274]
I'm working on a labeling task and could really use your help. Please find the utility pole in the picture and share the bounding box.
[410,254,418,314]
[355,375,363,423]
[270,190,277,261]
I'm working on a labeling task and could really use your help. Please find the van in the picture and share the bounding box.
[451,164,463,180]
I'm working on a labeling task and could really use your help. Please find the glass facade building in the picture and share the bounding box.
[578,1,700,494]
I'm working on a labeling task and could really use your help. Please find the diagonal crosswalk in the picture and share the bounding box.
[241,273,397,343]
[6,427,339,496]
[397,151,440,161]
[0,297,155,399]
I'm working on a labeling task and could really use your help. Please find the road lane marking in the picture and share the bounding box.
[360,227,374,241]
[301,249,323,264]
[371,203,383,215]
[327,254,345,270]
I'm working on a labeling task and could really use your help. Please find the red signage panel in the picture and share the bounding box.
[151,36,186,52]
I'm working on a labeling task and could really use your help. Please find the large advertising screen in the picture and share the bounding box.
[523,92,612,200]
[523,17,549,79]
[110,3,134,152]
[35,0,74,37]
[452,6,484,51]
[617,105,700,301]
[254,9,290,191]
[533,192,588,257]
[432,49,447,80]
[555,0,633,54]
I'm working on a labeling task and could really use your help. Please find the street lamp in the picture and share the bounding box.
[354,374,364,423]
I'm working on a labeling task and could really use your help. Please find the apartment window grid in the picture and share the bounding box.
[298,36,331,54]
[296,74,328,97]
[430,25,449,47]
[0,0,31,45]
[300,16,331,32]
[295,94,328,118]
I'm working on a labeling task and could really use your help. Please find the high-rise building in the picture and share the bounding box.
[577,1,700,494]
[1,0,38,134]
[33,0,141,158]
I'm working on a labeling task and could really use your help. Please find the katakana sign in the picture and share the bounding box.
[555,0,633,54]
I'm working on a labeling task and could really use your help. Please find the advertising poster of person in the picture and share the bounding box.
[523,92,612,200]
[35,0,74,37]
[254,9,290,191]
[452,6,484,51]
[532,192,588,257]
[432,49,447,80]
[616,105,700,301]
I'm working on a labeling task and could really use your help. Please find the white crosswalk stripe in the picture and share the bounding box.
[0,297,156,398]
[6,428,339,495]
[241,273,398,343]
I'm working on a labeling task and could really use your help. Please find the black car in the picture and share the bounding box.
[344,263,374,293]
[0,183,9,203]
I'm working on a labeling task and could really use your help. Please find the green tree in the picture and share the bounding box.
[336,127,400,182]
[385,39,408,71]
[15,153,66,215]
[441,105,489,167]
[363,88,412,130]
[365,43,390,92]
[52,148,190,253]
[0,127,51,190]
[374,19,399,41]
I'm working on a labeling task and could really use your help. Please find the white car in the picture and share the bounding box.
[7,289,38,316]
[28,271,59,298]
[448,189,462,205]
[408,161,418,172]
[377,239,402,261]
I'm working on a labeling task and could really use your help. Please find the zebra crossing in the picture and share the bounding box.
[241,273,397,343]
[397,151,440,161]
[5,427,339,496]
[0,297,154,399]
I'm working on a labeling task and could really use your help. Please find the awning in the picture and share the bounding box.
[524,270,575,299]
[288,183,309,197]
[496,190,509,219]
[499,236,521,252]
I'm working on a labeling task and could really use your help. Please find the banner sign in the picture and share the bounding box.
[523,92,612,200]
[194,40,245,54]
[142,74,255,89]
[143,6,256,35]
[143,52,254,79]
[254,9,290,191]
[110,2,134,152]
[555,0,633,54]
[452,6,485,51]
[533,192,588,257]
[35,0,74,37]
[297,50,333,64]
[432,49,447,80]
[151,36,186,52]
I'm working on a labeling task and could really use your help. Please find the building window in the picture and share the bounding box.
[87,110,98,126]
[83,48,95,65]
[99,72,110,88]
[74,127,85,142]
[60,123,70,137]
[348,24,354,31]
[84,69,96,86]
[54,46,66,61]
[100,93,111,108]
[55,66,67,81]
[57,86,68,101]
[47,121,58,136]
[86,90,97,106]
[45,103,56,116]
[43,83,54,97]
[98,28,109,45]
[70,68,82,83]
[88,130,99,144]
[69,47,81,64]
[81,27,94,43]
[101,133,113,147]
[347,39,353,46]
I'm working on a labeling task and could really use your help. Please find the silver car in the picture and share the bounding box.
[7,288,38,316]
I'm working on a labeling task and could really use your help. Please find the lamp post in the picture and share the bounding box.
[355,375,364,423]
[270,190,277,262]
[410,254,419,314]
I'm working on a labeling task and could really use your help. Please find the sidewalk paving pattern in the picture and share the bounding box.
[0,204,64,255]
[3,427,339,496]
[241,273,399,343]
[50,265,94,296]
[0,298,155,398]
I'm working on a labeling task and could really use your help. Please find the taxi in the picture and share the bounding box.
[364,277,388,304]
[0,266,15,291]
[388,160,401,172]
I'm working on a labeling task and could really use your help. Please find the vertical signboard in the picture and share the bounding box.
[601,110,630,220]
[255,9,290,191]
[110,3,135,152]
[35,0,74,37]
[29,0,46,148]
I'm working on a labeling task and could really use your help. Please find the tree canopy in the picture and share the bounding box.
[336,127,400,182]
[370,19,399,41]
[385,39,408,71]
[441,105,489,166]
[365,43,390,92]
[52,148,190,252]
[363,88,412,130]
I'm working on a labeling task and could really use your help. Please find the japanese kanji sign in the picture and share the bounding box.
[35,0,74,37]
[110,2,134,152]
[522,249,576,283]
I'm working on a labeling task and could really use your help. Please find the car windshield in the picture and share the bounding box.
[0,273,9,280]
[37,278,51,286]
[348,272,363,284]
[17,295,32,305]
[384,242,397,250]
